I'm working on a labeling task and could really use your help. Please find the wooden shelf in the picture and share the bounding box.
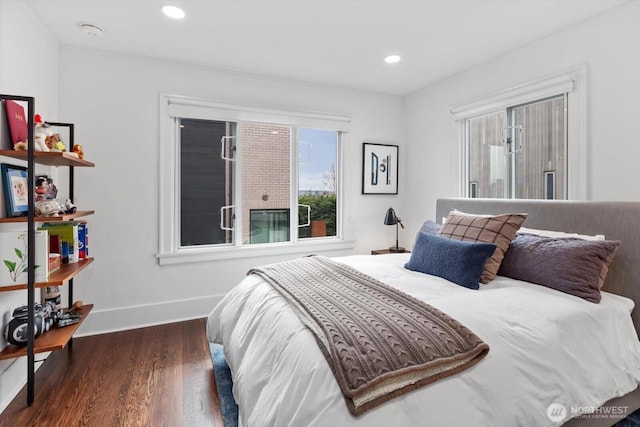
[0,210,94,224]
[0,150,94,167]
[0,258,94,292]
[0,304,93,360]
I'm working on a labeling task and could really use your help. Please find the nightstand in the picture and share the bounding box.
[371,249,410,255]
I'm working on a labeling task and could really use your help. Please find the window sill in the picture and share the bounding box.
[157,238,356,265]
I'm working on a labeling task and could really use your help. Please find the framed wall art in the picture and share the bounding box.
[362,143,398,194]
[1,163,29,217]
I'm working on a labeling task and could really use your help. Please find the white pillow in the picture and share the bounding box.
[517,226,605,241]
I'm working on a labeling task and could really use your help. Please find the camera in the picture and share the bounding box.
[3,302,60,346]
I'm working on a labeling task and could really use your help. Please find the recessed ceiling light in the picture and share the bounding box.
[384,55,402,64]
[80,23,104,38]
[162,5,186,19]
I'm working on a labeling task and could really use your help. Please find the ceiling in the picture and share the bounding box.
[26,0,630,96]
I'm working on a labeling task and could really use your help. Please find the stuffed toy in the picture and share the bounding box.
[46,133,66,151]
[14,114,68,152]
[34,114,50,152]
[34,114,66,152]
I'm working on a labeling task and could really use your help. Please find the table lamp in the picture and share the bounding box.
[384,207,405,252]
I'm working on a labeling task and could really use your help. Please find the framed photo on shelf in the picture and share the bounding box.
[362,142,398,195]
[1,163,29,217]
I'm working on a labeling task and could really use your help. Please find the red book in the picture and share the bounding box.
[49,234,62,255]
[4,100,28,146]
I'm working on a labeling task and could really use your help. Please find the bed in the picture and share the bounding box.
[207,198,640,426]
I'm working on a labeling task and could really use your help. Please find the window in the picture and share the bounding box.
[180,118,234,246]
[451,67,587,200]
[465,95,567,199]
[158,96,352,264]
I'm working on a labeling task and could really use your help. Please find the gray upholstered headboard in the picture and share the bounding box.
[436,198,640,335]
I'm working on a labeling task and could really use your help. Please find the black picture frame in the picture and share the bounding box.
[362,143,398,194]
[1,163,29,217]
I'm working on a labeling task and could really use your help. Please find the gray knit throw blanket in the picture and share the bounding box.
[248,256,490,416]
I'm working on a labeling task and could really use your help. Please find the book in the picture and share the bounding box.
[0,100,12,150]
[84,222,89,258]
[41,220,89,262]
[0,230,49,285]
[39,223,79,263]
[48,253,61,274]
[49,234,62,256]
[77,221,88,259]
[4,100,28,147]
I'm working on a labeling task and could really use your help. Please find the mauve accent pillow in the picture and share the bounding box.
[404,232,497,290]
[498,233,620,303]
[439,210,528,284]
[419,220,441,235]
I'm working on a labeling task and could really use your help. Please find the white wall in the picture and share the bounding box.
[55,47,406,335]
[0,0,59,413]
[403,2,640,233]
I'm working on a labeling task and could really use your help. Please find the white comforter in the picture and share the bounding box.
[207,254,640,427]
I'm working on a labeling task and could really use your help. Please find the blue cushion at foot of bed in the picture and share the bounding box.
[209,343,239,427]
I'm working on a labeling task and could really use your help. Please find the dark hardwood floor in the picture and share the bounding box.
[0,318,223,427]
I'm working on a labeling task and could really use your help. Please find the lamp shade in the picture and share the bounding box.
[384,207,398,225]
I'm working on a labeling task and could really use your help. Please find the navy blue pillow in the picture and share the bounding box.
[405,232,497,290]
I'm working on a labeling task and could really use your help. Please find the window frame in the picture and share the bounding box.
[451,66,587,200]
[158,95,353,265]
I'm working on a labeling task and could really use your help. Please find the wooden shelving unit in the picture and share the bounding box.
[0,95,95,405]
[0,304,93,360]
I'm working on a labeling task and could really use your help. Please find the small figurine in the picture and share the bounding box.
[72,144,84,159]
[35,175,58,202]
[35,176,48,202]
[46,177,58,199]
[64,198,77,214]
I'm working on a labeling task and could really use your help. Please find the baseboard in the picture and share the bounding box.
[74,294,226,337]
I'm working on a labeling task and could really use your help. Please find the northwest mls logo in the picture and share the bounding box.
[547,402,567,422]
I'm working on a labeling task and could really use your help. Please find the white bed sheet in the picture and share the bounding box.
[207,254,640,427]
